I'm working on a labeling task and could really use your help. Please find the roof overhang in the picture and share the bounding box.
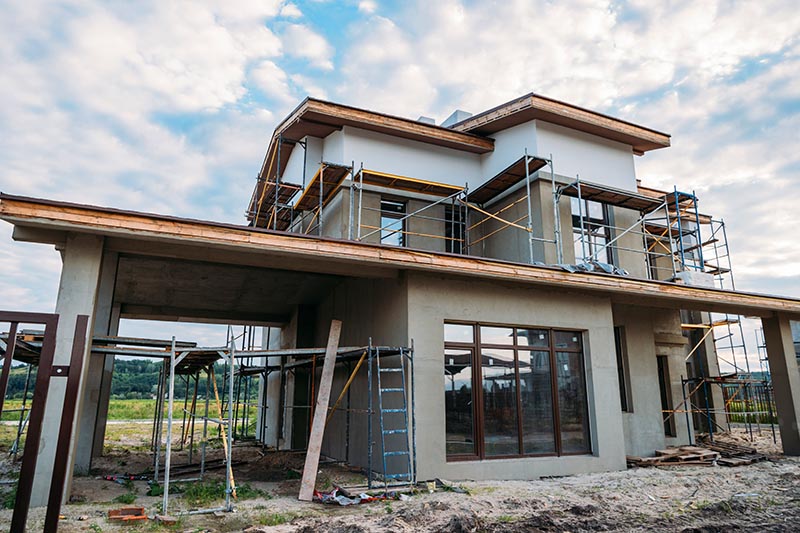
[248,98,495,222]
[451,93,671,154]
[2,193,799,319]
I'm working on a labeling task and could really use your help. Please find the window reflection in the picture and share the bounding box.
[444,348,475,455]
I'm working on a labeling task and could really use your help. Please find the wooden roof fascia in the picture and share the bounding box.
[451,93,671,153]
[2,194,800,318]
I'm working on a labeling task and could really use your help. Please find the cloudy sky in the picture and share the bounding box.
[0,0,798,363]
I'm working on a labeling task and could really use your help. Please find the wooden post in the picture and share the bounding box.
[299,320,342,501]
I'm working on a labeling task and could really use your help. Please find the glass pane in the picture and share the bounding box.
[556,351,591,453]
[444,323,474,344]
[444,349,475,455]
[482,349,519,456]
[587,200,604,221]
[380,215,404,246]
[570,197,582,215]
[480,326,514,345]
[520,350,556,454]
[573,232,585,262]
[553,331,582,350]
[516,329,549,348]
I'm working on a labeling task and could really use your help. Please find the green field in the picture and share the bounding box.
[1,398,257,422]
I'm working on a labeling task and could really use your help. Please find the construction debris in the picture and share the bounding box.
[107,507,147,522]
[627,446,720,467]
[627,439,769,468]
[697,436,769,466]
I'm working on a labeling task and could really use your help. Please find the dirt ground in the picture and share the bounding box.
[1,426,798,532]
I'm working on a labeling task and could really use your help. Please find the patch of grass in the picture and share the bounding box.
[258,512,295,526]
[496,515,517,523]
[2,486,17,509]
[237,483,269,500]
[147,483,164,497]
[113,492,137,504]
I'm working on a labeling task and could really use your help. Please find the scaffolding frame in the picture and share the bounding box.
[238,342,417,491]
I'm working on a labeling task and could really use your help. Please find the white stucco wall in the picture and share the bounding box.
[480,121,538,181]
[338,126,483,188]
[536,121,637,190]
[281,142,306,185]
[323,130,344,163]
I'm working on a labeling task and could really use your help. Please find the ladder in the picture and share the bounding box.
[375,347,413,491]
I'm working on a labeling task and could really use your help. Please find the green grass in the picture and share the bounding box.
[113,493,137,504]
[726,400,777,424]
[1,399,257,422]
[178,480,267,506]
[258,512,295,526]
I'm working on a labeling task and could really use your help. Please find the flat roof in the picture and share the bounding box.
[450,93,671,154]
[2,193,798,318]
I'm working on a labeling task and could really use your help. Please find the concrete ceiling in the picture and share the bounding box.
[114,255,342,325]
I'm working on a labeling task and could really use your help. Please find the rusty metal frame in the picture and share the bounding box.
[1,311,89,533]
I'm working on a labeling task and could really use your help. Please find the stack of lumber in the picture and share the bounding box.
[628,440,768,468]
[627,446,720,467]
[697,437,768,466]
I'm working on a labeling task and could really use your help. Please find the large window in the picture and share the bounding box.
[444,322,591,460]
[380,199,406,246]
[572,198,613,264]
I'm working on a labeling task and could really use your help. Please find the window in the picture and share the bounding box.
[657,355,676,437]
[380,199,406,246]
[572,198,613,264]
[614,327,632,412]
[444,322,591,460]
[444,205,466,254]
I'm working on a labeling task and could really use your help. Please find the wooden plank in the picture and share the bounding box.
[299,319,342,502]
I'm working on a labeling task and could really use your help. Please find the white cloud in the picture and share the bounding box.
[358,0,378,14]
[251,60,296,104]
[280,2,303,18]
[281,24,335,70]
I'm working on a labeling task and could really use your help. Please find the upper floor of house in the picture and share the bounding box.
[247,94,728,287]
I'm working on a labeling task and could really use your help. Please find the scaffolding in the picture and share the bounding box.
[238,341,416,490]
[668,376,777,445]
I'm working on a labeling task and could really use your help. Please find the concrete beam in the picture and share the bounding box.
[762,314,800,455]
[118,304,289,325]
[31,233,104,507]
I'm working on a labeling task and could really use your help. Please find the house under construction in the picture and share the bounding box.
[2,92,800,524]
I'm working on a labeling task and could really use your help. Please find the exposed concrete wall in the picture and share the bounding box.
[762,314,800,455]
[613,305,690,456]
[610,207,649,278]
[407,272,626,480]
[650,310,692,447]
[536,121,637,190]
[258,326,283,447]
[312,276,409,469]
[479,186,535,263]
[32,233,104,507]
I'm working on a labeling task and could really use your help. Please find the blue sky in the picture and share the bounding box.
[1,0,799,356]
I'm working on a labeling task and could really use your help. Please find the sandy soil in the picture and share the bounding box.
[1,428,798,532]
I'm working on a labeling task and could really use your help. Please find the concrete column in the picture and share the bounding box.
[761,314,800,455]
[31,233,104,507]
[73,250,120,473]
[91,302,120,458]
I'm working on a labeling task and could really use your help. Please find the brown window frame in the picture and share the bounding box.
[444,321,592,461]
